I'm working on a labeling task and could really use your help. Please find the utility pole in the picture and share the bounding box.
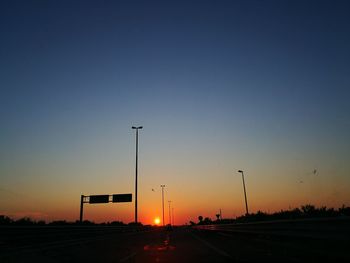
[132,126,142,223]
[238,170,249,215]
[161,185,165,226]
[168,200,172,225]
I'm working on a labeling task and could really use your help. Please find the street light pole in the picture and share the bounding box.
[161,185,165,226]
[132,126,143,224]
[168,200,172,225]
[238,170,249,215]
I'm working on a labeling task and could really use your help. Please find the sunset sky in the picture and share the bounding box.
[1,0,350,225]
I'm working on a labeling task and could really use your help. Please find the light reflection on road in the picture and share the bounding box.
[143,233,176,252]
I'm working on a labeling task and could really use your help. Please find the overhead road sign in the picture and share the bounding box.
[79,193,133,222]
[89,195,110,204]
[113,194,132,203]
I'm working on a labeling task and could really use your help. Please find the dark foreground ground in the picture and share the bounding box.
[1,218,349,262]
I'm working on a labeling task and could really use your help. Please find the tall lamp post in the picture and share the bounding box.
[238,170,249,215]
[161,185,165,226]
[168,200,172,225]
[132,126,143,223]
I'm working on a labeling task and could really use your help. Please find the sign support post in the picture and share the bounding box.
[80,195,84,223]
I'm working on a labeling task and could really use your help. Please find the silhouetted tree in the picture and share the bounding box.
[16,217,35,225]
[301,204,316,215]
[0,215,13,225]
[339,205,350,216]
[198,216,203,224]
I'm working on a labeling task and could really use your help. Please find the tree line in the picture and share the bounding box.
[0,216,133,226]
[190,204,350,225]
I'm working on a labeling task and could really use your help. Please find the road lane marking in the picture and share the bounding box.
[190,232,233,260]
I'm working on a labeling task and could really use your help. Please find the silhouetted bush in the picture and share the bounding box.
[0,215,13,225]
[128,222,143,226]
[37,220,46,225]
[109,221,125,226]
[15,217,35,225]
[203,217,212,224]
[81,220,95,225]
[339,205,350,216]
[49,220,70,225]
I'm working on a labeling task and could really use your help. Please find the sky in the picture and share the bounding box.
[1,0,350,225]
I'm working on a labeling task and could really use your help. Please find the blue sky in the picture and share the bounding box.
[0,0,349,223]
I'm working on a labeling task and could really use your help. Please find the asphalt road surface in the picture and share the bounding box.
[1,224,349,262]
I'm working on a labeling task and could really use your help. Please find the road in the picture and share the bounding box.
[1,222,349,262]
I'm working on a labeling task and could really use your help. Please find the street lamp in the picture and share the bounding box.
[160,185,165,226]
[238,170,249,215]
[132,126,143,223]
[168,200,172,225]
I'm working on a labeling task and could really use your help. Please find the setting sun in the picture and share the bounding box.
[154,217,160,225]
